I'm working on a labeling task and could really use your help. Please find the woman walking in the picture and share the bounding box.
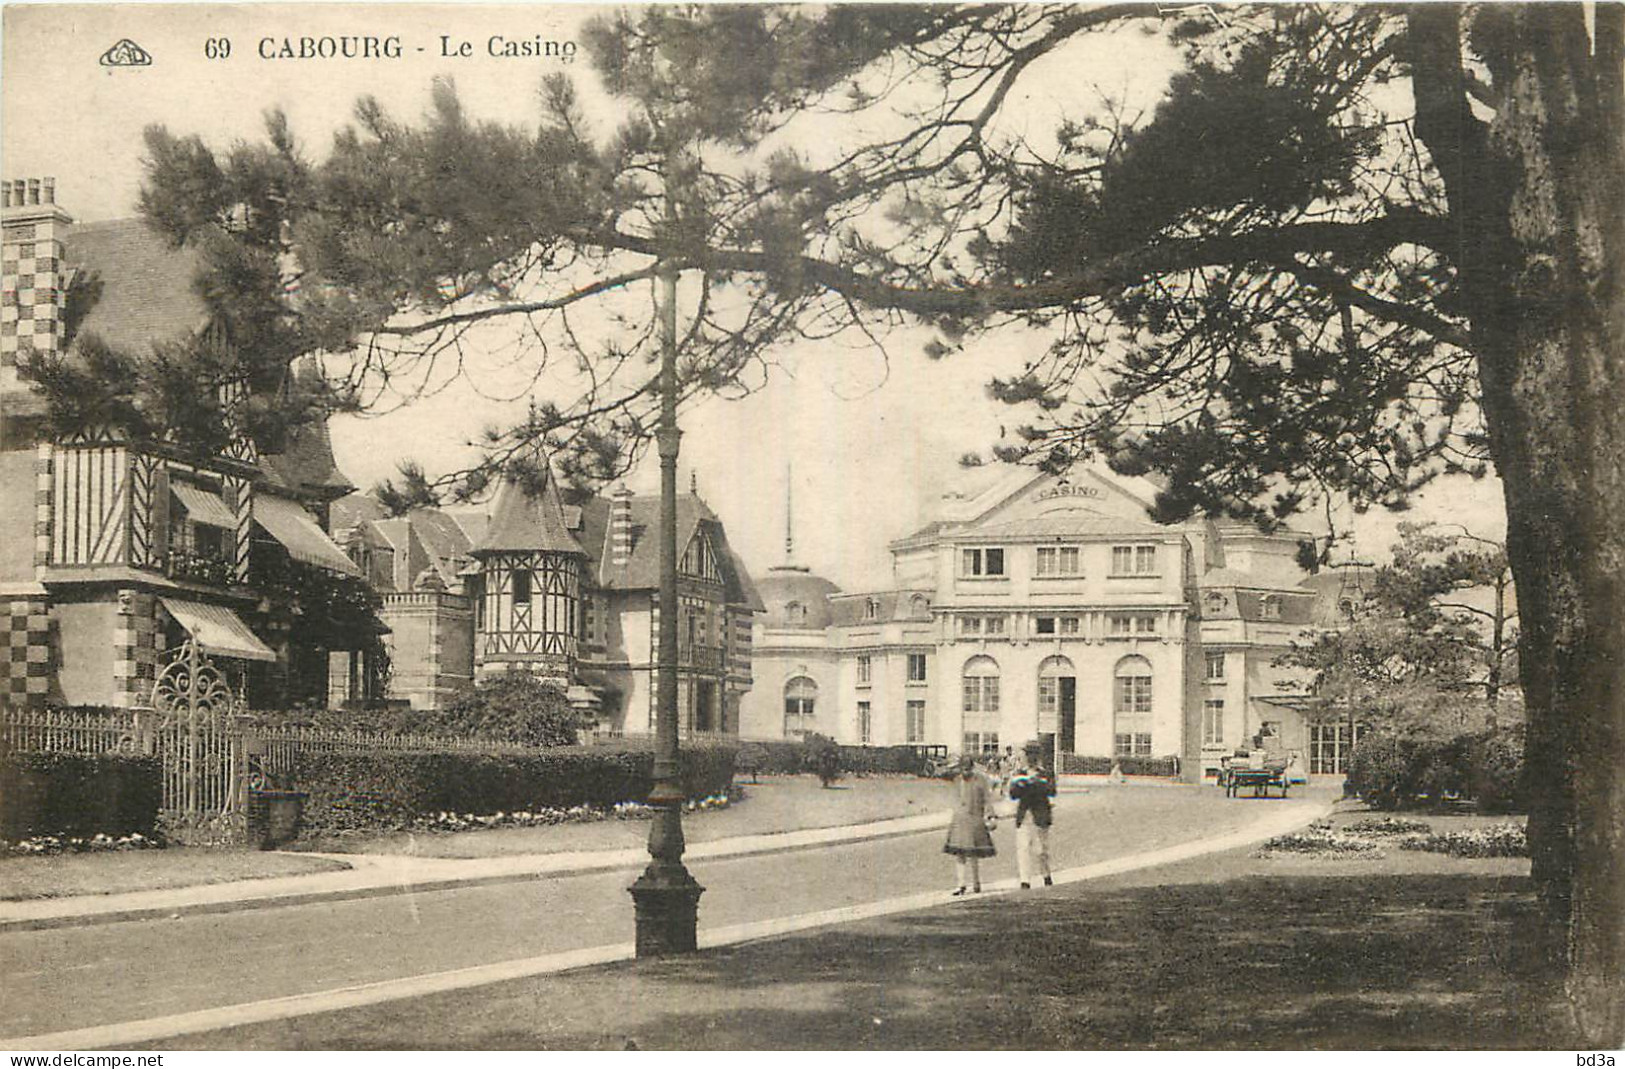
[944,755,997,895]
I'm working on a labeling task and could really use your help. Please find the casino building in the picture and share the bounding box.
[741,463,1345,780]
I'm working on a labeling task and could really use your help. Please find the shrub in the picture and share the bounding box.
[283,742,736,834]
[1345,734,1421,810]
[0,752,162,842]
[1467,729,1526,814]
[1345,724,1525,813]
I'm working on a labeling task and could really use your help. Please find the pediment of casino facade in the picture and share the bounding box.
[951,466,1168,536]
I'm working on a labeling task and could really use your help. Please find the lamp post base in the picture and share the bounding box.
[629,862,704,957]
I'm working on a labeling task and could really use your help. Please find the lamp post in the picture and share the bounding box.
[627,201,703,954]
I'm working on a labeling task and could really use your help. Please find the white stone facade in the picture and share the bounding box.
[743,465,1324,780]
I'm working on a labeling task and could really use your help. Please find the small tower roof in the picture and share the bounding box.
[473,460,585,556]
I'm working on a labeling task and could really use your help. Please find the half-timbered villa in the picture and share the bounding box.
[0,179,375,711]
[330,463,764,736]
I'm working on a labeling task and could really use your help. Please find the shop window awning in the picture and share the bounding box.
[158,597,277,662]
[171,483,236,529]
[253,495,360,576]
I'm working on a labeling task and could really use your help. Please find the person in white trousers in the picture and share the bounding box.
[1008,750,1057,889]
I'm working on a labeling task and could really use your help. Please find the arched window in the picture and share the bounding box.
[961,655,1001,755]
[784,676,817,738]
[1113,655,1153,758]
[783,600,806,625]
[1037,655,1074,735]
[910,594,931,618]
[1260,594,1282,620]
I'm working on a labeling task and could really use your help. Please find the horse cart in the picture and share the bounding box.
[1218,753,1292,798]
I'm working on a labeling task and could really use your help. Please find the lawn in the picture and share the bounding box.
[301,773,955,858]
[162,811,1572,1051]
[0,849,350,901]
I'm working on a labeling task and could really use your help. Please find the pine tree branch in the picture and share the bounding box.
[370,264,662,336]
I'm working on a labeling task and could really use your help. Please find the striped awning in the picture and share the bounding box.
[252,495,360,576]
[170,483,235,529]
[158,597,276,662]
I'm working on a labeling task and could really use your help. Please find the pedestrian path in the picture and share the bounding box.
[1,795,1330,1051]
[0,809,953,932]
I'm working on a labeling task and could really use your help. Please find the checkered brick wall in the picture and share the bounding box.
[35,443,52,571]
[1,179,70,371]
[0,595,53,709]
[110,590,160,710]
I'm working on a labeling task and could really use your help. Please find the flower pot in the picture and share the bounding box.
[247,790,307,850]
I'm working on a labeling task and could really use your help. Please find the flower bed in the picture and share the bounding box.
[412,792,734,834]
[1,831,163,857]
[1256,821,1386,859]
[1344,816,1434,837]
[1397,822,1527,858]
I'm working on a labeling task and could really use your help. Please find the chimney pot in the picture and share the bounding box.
[43,178,55,205]
[28,179,41,205]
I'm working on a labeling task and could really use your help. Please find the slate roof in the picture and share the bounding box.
[474,467,585,556]
[827,589,933,628]
[583,491,762,611]
[259,362,354,498]
[63,219,209,353]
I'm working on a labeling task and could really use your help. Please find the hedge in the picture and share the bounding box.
[0,752,162,842]
[735,740,941,776]
[1059,753,1182,777]
[284,742,737,833]
[1344,726,1525,813]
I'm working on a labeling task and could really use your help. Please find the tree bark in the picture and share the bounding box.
[1412,4,1625,1046]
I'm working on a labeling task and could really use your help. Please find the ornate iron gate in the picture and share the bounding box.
[143,641,248,818]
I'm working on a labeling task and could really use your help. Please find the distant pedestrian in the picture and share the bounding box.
[944,755,996,895]
[1008,747,1058,889]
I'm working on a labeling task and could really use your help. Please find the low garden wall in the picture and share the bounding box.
[0,752,162,841]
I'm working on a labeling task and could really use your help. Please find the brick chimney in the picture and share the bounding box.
[610,485,634,568]
[2,177,73,377]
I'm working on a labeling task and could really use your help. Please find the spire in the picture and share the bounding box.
[472,455,585,556]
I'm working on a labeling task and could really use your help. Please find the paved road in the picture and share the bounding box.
[0,785,1323,1040]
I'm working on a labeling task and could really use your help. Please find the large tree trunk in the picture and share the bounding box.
[1417,4,1625,1046]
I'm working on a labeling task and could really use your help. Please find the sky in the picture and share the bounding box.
[1,3,1509,590]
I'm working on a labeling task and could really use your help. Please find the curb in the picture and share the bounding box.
[0,812,951,934]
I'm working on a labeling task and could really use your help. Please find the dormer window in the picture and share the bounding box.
[1260,594,1282,620]
[1204,591,1229,615]
[961,547,1005,577]
[784,600,807,625]
[910,594,931,618]
[864,597,879,621]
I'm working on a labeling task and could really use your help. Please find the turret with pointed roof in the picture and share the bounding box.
[471,457,587,685]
